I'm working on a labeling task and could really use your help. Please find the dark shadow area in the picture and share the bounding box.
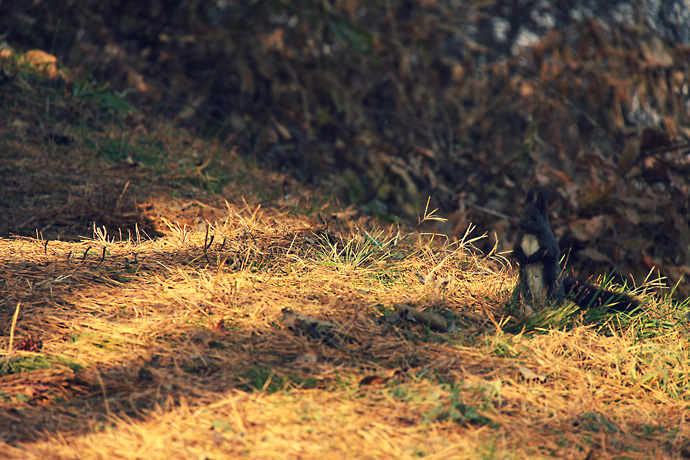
[0,170,162,241]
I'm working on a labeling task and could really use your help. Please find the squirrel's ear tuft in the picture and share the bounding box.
[535,188,548,215]
[526,187,537,204]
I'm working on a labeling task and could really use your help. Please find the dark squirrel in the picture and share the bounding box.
[513,187,640,314]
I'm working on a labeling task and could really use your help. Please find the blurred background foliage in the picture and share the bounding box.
[2,0,689,295]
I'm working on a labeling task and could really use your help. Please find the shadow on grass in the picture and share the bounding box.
[0,244,425,445]
[0,232,686,459]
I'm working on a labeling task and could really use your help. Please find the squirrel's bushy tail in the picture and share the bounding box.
[563,277,640,312]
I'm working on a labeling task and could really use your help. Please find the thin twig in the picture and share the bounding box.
[95,247,107,268]
[203,225,215,266]
[82,246,92,262]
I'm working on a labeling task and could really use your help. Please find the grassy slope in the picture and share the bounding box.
[1,51,690,460]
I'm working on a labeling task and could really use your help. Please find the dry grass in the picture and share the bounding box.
[2,48,690,460]
[2,206,689,459]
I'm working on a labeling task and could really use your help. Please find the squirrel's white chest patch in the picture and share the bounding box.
[521,234,540,257]
[521,235,545,301]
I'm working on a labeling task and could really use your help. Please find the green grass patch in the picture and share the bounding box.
[0,355,83,377]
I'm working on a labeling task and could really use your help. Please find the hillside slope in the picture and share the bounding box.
[1,48,689,460]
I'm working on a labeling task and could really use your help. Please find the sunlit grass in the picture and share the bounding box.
[2,199,689,459]
[1,47,690,460]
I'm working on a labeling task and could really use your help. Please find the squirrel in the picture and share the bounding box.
[512,187,640,315]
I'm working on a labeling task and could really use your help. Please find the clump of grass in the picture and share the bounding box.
[423,383,496,427]
[0,355,82,377]
[314,197,452,269]
[505,268,670,335]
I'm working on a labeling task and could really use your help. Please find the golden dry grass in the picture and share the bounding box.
[1,203,689,459]
[2,47,690,460]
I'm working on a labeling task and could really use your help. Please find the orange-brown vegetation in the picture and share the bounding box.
[1,4,690,459]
